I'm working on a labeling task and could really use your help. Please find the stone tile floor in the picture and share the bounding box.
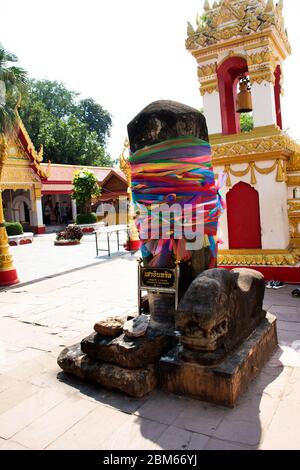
[8,231,128,286]
[0,256,300,450]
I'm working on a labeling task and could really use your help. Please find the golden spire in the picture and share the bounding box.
[204,0,210,12]
[265,0,274,12]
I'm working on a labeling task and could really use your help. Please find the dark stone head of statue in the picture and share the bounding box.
[176,268,266,366]
[127,100,208,153]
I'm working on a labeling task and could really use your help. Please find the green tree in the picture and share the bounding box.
[75,98,112,146]
[24,79,78,119]
[240,113,254,133]
[0,45,27,136]
[72,169,101,214]
[19,79,113,166]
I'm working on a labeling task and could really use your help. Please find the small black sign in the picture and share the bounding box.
[141,268,175,289]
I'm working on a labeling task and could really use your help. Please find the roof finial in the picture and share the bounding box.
[204,0,210,12]
[265,0,274,12]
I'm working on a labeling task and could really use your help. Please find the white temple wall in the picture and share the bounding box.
[214,164,289,250]
[203,92,222,135]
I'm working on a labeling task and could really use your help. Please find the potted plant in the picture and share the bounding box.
[55,225,83,246]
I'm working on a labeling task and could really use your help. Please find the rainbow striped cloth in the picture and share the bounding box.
[129,136,225,267]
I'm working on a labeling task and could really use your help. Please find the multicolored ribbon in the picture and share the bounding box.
[129,136,225,267]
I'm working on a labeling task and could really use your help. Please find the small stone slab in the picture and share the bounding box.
[81,329,176,369]
[159,314,278,408]
[94,317,127,338]
[123,314,150,338]
[57,343,157,398]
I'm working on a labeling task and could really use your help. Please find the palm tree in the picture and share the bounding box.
[0,44,27,286]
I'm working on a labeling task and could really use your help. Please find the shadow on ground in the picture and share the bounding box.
[57,346,285,450]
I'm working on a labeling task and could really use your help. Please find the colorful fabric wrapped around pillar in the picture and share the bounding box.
[129,136,225,267]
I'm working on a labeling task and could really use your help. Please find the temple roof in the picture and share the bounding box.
[186,0,291,56]
[41,163,127,198]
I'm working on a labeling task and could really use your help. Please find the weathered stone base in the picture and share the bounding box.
[57,344,158,398]
[159,314,278,408]
[81,329,177,369]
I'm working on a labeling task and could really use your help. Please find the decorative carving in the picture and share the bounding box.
[176,268,266,366]
[249,68,276,84]
[247,49,272,65]
[186,0,291,56]
[119,137,131,184]
[200,81,219,95]
[288,200,300,214]
[197,63,217,79]
[289,217,300,241]
[1,166,41,185]
[18,119,50,179]
[212,134,297,160]
[287,176,300,188]
[218,248,300,267]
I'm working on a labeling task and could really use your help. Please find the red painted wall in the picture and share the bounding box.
[227,182,262,249]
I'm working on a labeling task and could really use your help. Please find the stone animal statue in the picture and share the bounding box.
[176,268,266,366]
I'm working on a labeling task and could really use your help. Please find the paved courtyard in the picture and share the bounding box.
[8,232,128,285]
[0,239,300,450]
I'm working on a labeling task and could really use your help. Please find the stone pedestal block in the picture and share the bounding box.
[81,329,177,369]
[159,314,278,408]
[57,344,157,398]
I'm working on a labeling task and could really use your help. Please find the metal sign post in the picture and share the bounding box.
[138,258,180,315]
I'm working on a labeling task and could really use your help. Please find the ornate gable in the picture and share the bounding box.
[186,0,291,56]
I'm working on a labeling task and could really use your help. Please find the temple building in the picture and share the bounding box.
[186,0,300,282]
[1,120,127,233]
[1,120,49,234]
[40,164,128,227]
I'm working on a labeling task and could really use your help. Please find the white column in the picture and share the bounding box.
[36,198,44,226]
[71,199,77,221]
[257,173,289,250]
[203,91,222,135]
[251,81,277,128]
[31,192,45,234]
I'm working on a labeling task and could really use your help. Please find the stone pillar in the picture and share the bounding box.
[251,81,277,128]
[71,199,77,222]
[127,100,212,332]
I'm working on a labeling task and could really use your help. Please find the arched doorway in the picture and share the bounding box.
[227,182,262,249]
[217,56,249,135]
[12,193,32,226]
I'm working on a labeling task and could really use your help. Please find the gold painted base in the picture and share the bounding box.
[218,247,300,267]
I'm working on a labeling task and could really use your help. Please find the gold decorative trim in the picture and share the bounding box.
[198,63,217,79]
[210,125,281,143]
[224,159,286,187]
[288,200,300,214]
[287,176,300,188]
[18,119,50,179]
[218,248,300,267]
[245,40,270,51]
[212,134,298,160]
[249,69,276,85]
[200,81,219,96]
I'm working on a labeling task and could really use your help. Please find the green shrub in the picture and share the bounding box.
[5,222,24,236]
[76,213,97,225]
